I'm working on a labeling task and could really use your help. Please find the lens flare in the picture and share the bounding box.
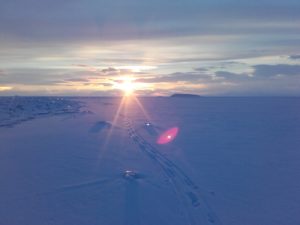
[157,127,179,144]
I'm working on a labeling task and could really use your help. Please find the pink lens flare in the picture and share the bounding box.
[157,127,179,144]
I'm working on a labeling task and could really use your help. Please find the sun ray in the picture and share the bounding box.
[96,75,153,163]
[132,95,152,122]
[97,96,128,161]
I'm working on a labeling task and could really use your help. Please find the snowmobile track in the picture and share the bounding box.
[123,118,222,225]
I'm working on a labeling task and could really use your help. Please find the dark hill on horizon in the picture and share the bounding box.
[170,93,201,98]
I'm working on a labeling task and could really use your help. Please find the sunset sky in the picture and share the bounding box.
[0,0,300,96]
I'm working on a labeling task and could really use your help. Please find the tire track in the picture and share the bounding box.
[124,118,222,225]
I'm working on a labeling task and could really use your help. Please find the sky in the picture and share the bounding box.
[0,0,300,96]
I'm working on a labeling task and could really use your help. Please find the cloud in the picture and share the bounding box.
[136,72,210,83]
[63,78,90,82]
[1,0,299,96]
[0,66,151,89]
[0,69,63,85]
[73,65,139,77]
[209,63,300,95]
[98,82,113,87]
[0,86,12,91]
[194,68,209,72]
[134,63,300,93]
[0,68,99,85]
[0,0,299,43]
[289,54,300,60]
[74,64,90,68]
[101,67,118,73]
[212,64,300,81]
[215,71,251,80]
[134,62,300,96]
[253,64,300,77]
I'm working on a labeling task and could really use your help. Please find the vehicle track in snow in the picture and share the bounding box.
[123,118,222,225]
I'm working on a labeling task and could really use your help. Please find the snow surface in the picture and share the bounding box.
[0,97,300,225]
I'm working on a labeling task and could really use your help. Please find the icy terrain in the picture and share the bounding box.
[0,97,300,225]
[0,97,81,127]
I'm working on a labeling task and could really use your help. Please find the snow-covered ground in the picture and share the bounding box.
[0,97,299,225]
[0,97,81,127]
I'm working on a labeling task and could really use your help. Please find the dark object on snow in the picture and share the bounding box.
[123,170,144,180]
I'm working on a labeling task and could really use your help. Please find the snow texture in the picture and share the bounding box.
[0,97,300,225]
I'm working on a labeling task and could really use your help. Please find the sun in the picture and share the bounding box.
[120,80,135,95]
[113,77,137,96]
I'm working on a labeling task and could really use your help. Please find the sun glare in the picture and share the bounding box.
[113,77,137,96]
[121,80,135,95]
[112,76,151,96]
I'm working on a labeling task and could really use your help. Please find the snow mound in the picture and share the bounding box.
[89,121,112,133]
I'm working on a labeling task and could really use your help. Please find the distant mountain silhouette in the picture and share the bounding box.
[170,93,201,98]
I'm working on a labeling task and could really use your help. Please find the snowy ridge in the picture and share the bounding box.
[0,97,81,127]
